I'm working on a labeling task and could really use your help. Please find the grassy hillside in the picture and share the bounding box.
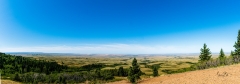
[1,52,200,83]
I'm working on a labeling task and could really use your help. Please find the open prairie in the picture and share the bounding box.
[2,53,222,84]
[32,54,200,77]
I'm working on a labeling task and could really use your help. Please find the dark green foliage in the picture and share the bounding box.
[152,66,159,77]
[234,30,240,55]
[185,62,196,64]
[79,63,105,71]
[16,71,114,83]
[233,30,240,62]
[145,64,161,69]
[118,66,125,76]
[101,70,114,80]
[103,69,118,76]
[219,49,226,65]
[199,43,212,62]
[88,69,115,81]
[106,63,127,67]
[19,72,86,83]
[0,53,115,83]
[128,67,135,83]
[128,58,142,83]
[0,53,66,76]
[100,68,129,77]
[95,68,101,78]
[219,48,225,59]
[230,51,234,57]
[162,67,195,74]
[162,69,175,74]
[13,73,21,82]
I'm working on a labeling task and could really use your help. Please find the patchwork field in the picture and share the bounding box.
[32,55,200,78]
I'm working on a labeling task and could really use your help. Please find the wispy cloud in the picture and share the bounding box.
[0,44,202,54]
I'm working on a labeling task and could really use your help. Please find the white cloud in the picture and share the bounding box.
[0,43,203,54]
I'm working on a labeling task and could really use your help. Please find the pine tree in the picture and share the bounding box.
[118,66,124,76]
[218,49,226,65]
[219,48,225,59]
[199,43,212,61]
[233,30,240,61]
[128,58,141,83]
[128,67,135,83]
[152,66,159,77]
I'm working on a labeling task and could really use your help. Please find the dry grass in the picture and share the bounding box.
[28,55,201,83]
[33,56,132,67]
[110,63,240,84]
[1,80,21,84]
[2,54,226,84]
[33,55,199,76]
[138,63,240,84]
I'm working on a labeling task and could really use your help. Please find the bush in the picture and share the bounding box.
[152,66,159,77]
[13,73,21,82]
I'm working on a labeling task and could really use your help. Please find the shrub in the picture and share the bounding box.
[152,66,159,77]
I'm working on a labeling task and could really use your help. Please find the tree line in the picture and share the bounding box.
[196,30,240,69]
[0,53,67,75]
[0,52,137,83]
[168,30,240,74]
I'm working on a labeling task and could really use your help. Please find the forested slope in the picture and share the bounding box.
[0,52,126,83]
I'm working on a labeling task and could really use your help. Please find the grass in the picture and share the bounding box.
[1,55,200,83]
[109,76,127,82]
[33,55,199,76]
[1,79,21,84]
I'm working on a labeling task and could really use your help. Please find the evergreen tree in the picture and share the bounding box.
[152,66,159,77]
[118,66,124,76]
[233,30,240,60]
[218,49,226,65]
[128,67,135,83]
[219,48,225,59]
[199,43,212,61]
[128,58,141,83]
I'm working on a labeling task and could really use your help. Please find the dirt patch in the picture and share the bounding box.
[110,64,240,84]
[1,80,21,84]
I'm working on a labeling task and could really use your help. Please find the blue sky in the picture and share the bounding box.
[1,0,240,54]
